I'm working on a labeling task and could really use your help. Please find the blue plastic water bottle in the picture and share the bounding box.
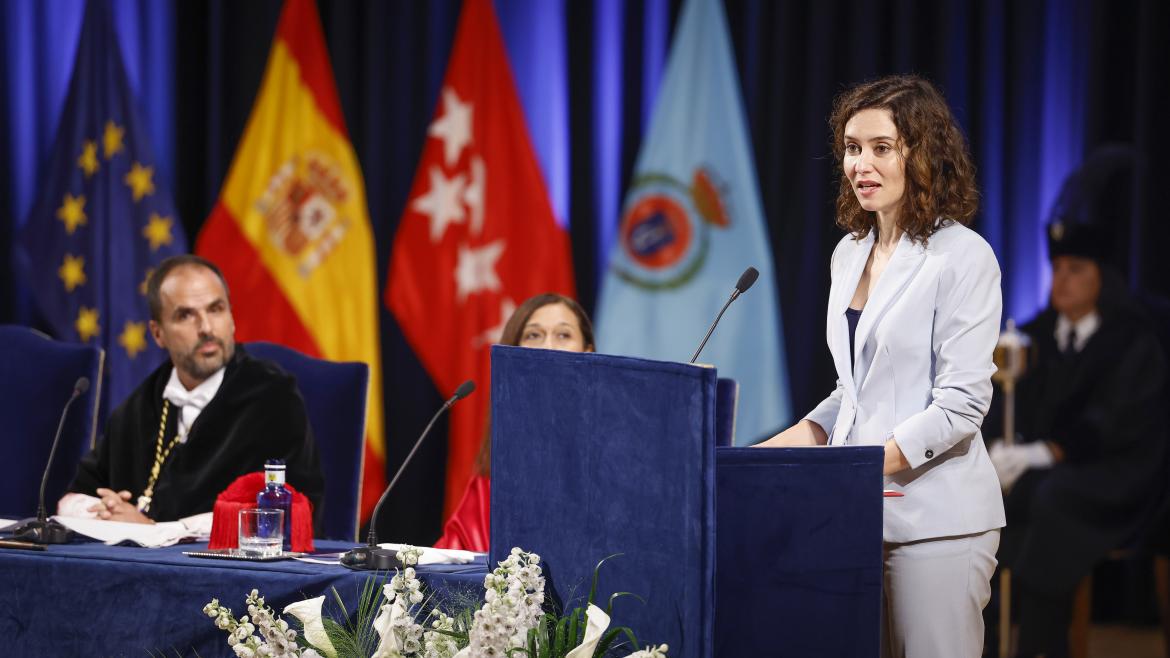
[256,459,293,551]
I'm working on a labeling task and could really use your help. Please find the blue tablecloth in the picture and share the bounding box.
[0,539,487,657]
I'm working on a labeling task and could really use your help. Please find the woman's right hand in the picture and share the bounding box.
[754,419,828,447]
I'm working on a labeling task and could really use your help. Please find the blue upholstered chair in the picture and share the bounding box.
[0,326,103,520]
[245,342,369,541]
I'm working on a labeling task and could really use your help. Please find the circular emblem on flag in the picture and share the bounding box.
[621,196,692,270]
[612,168,730,291]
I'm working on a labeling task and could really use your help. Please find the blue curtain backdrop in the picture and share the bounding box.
[3,0,1168,543]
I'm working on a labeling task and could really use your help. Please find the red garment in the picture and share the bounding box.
[208,472,315,552]
[433,474,490,552]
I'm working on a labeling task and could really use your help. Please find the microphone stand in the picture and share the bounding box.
[690,293,740,364]
[341,381,475,570]
[12,378,90,544]
[690,267,759,364]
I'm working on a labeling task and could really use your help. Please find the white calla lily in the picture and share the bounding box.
[282,596,337,658]
[372,600,405,655]
[565,604,611,658]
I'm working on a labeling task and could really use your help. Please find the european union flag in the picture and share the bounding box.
[16,0,187,410]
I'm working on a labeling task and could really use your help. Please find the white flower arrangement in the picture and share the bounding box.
[203,547,664,658]
[204,589,325,658]
[460,548,545,656]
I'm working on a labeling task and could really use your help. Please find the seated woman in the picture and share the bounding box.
[434,293,595,552]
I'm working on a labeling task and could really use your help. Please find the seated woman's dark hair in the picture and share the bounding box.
[498,293,594,351]
[475,293,594,476]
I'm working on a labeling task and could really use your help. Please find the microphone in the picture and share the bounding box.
[341,379,476,570]
[689,267,759,364]
[12,377,90,544]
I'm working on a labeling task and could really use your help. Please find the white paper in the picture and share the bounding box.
[293,554,345,565]
[52,515,199,547]
[376,542,482,565]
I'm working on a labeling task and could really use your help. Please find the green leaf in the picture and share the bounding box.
[587,553,624,606]
[553,611,570,654]
[567,606,580,649]
[605,591,647,617]
[595,626,639,657]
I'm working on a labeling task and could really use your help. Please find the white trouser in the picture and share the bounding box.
[881,529,1001,658]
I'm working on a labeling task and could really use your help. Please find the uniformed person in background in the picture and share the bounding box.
[987,155,1168,656]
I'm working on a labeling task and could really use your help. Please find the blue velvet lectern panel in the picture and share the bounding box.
[715,446,884,657]
[490,346,716,658]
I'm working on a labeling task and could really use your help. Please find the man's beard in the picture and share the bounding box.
[176,335,234,382]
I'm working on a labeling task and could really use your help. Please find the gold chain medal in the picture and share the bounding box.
[137,400,181,513]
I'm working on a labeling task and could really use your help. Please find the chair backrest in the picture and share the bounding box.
[244,342,369,541]
[0,326,103,519]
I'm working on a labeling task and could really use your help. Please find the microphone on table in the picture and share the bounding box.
[12,377,90,544]
[341,379,476,570]
[689,267,759,364]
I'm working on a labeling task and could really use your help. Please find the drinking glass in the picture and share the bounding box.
[238,508,284,556]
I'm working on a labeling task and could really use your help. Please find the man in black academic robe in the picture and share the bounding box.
[987,221,1168,657]
[70,346,324,523]
[63,255,324,526]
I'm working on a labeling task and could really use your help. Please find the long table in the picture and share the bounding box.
[0,539,487,657]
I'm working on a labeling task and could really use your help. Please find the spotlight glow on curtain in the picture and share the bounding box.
[4,0,174,229]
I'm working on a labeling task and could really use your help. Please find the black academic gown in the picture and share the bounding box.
[995,306,1167,597]
[70,346,325,526]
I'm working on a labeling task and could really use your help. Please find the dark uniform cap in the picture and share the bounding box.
[1045,143,1134,265]
[1047,220,1109,262]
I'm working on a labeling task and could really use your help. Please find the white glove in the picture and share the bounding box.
[988,440,1054,490]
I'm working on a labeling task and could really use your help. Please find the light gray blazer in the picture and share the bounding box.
[805,222,1006,543]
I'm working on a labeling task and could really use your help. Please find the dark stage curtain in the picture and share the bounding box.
[3,0,1168,544]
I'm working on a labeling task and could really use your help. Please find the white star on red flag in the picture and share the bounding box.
[428,87,474,167]
[454,239,505,302]
[385,0,576,524]
[411,166,467,243]
[472,296,517,348]
[464,155,486,236]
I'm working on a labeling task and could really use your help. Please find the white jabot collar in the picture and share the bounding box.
[162,366,226,443]
[1055,311,1100,353]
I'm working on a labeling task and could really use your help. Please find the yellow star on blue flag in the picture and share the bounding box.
[15,0,188,407]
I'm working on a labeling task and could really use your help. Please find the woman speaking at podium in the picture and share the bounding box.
[757,75,1005,657]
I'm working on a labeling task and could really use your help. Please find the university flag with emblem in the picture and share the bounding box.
[195,0,386,520]
[16,0,187,409]
[386,0,575,516]
[593,0,792,444]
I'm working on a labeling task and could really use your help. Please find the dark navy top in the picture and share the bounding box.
[846,307,863,367]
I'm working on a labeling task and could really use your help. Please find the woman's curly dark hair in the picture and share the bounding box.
[830,75,979,244]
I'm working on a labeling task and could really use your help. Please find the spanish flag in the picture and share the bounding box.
[196,0,385,521]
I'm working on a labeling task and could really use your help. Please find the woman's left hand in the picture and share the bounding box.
[883,439,910,475]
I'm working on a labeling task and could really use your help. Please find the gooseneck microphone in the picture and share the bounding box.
[689,267,759,364]
[13,376,90,544]
[341,379,476,570]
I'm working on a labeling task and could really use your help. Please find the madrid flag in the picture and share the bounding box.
[196,0,386,520]
[387,0,575,516]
